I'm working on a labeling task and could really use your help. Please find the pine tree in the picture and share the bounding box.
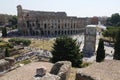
[51,36,83,67]
[5,48,9,57]
[96,39,105,62]
[114,29,120,60]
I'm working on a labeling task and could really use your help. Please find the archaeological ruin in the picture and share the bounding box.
[17,5,86,37]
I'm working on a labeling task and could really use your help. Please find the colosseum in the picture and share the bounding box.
[17,5,87,37]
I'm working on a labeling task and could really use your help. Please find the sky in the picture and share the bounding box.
[0,0,120,17]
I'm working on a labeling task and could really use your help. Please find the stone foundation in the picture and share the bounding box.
[75,73,94,80]
[0,59,10,72]
[34,61,71,80]
[50,61,71,80]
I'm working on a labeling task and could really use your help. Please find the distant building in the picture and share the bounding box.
[85,16,108,26]
[83,25,97,57]
[0,14,12,26]
[98,16,108,26]
[90,16,98,25]
[17,5,86,36]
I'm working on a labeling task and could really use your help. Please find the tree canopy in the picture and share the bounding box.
[9,16,17,26]
[2,27,7,37]
[114,29,120,60]
[9,38,31,46]
[51,36,83,67]
[102,27,119,42]
[106,13,120,27]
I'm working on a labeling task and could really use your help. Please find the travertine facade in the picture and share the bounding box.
[17,5,86,36]
[84,25,97,57]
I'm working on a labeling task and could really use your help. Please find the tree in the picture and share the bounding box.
[111,13,120,26]
[96,39,105,62]
[8,38,31,46]
[106,13,120,27]
[51,36,83,67]
[114,29,120,60]
[9,16,17,26]
[2,27,7,37]
[106,17,112,26]
[102,27,119,42]
[5,47,9,57]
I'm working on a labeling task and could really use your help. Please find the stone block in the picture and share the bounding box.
[35,68,46,77]
[34,73,60,80]
[75,73,94,80]
[50,61,71,80]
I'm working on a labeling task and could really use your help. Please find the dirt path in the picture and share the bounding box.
[0,62,53,80]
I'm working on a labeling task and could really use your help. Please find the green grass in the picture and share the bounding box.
[30,39,54,51]
[81,62,92,68]
[0,41,8,47]
[19,59,31,65]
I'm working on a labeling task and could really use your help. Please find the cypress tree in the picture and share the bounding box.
[2,27,7,37]
[5,47,9,57]
[96,39,105,62]
[114,29,120,60]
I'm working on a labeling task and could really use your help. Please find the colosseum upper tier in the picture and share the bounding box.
[17,5,87,37]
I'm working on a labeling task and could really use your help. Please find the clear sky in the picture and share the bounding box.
[0,0,120,17]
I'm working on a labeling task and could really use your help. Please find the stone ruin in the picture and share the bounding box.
[50,61,71,80]
[75,73,94,80]
[35,68,47,77]
[0,57,15,73]
[0,59,10,72]
[34,61,71,80]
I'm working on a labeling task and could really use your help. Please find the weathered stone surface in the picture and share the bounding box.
[50,61,71,80]
[75,60,120,80]
[0,59,10,72]
[50,62,64,75]
[35,68,46,77]
[75,73,94,80]
[34,73,60,80]
[84,25,97,57]
[0,62,53,80]
[17,5,85,37]
[5,57,15,67]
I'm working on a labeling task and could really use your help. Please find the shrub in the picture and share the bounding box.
[51,36,83,67]
[9,38,31,46]
[2,27,7,37]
